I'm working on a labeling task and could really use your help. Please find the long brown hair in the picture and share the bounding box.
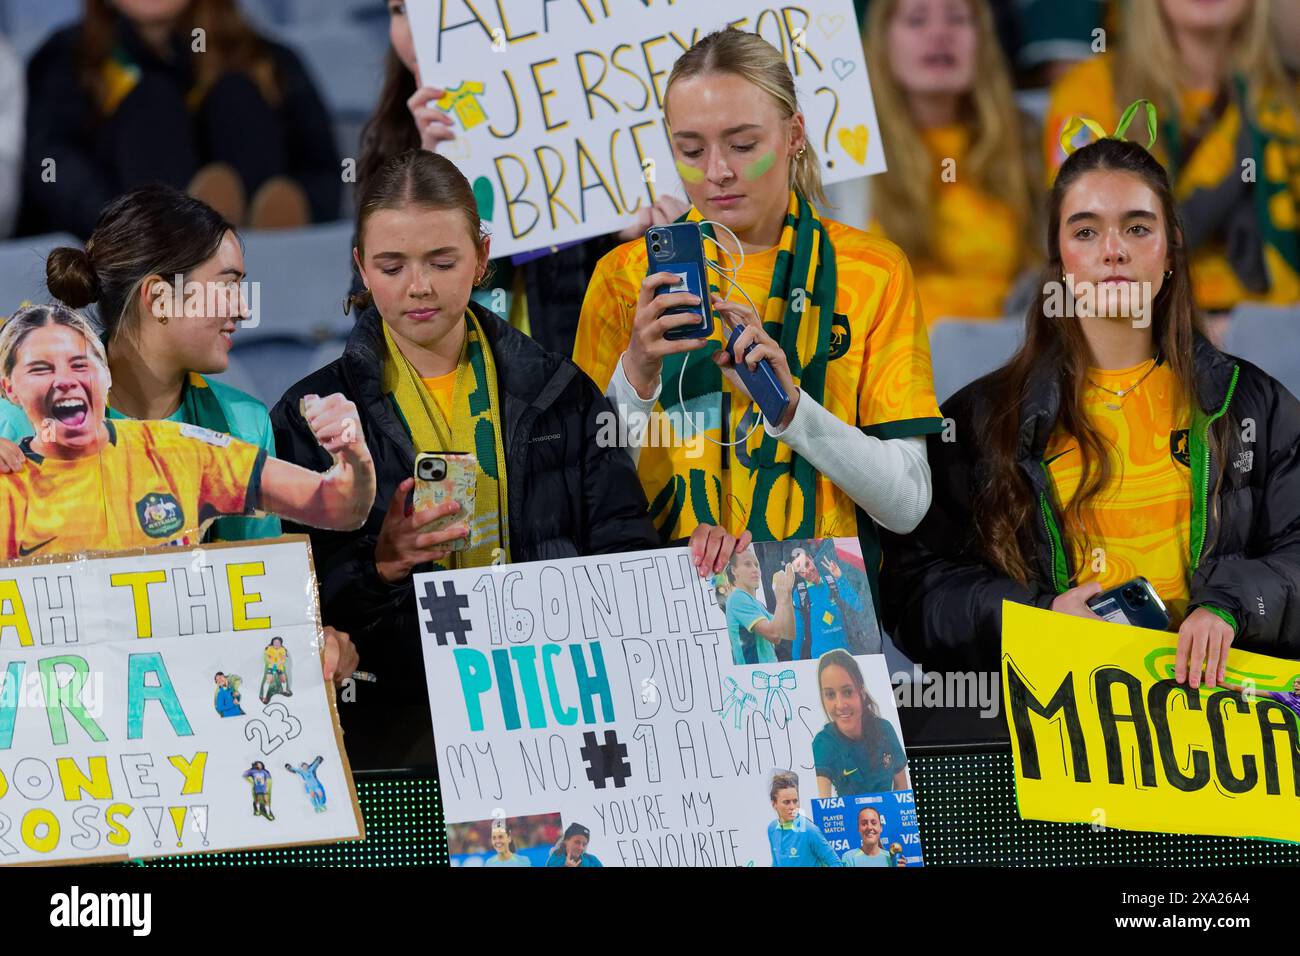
[973,137,1230,586]
[1114,0,1297,141]
[77,0,280,112]
[817,649,884,759]
[357,48,419,196]
[347,149,491,314]
[865,0,1039,264]
[45,184,235,347]
[665,28,827,205]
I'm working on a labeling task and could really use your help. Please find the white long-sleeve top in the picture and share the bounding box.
[605,354,933,535]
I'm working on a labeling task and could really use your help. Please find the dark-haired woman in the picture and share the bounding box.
[0,183,277,542]
[273,149,747,770]
[355,0,685,357]
[882,134,1300,690]
[20,0,339,238]
[813,650,908,798]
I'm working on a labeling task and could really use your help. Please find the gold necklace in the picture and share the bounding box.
[1087,355,1160,411]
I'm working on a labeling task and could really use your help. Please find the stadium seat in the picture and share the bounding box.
[273,21,386,121]
[223,334,341,408]
[237,220,357,343]
[1220,303,1300,398]
[2,0,79,58]
[0,233,79,317]
[927,317,1025,404]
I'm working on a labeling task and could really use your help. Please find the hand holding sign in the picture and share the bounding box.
[1175,606,1235,689]
[408,74,456,152]
[322,625,359,684]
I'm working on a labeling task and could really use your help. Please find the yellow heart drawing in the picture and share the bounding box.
[838,125,869,164]
[817,13,844,39]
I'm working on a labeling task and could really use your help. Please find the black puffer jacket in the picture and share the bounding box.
[272,303,657,770]
[881,335,1300,671]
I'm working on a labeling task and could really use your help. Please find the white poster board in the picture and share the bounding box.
[417,538,922,867]
[0,537,363,865]
[408,0,884,256]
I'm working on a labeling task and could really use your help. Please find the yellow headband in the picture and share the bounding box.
[1058,98,1158,157]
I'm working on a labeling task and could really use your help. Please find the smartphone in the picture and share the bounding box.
[726,324,790,425]
[645,222,714,340]
[1086,576,1170,631]
[413,452,476,552]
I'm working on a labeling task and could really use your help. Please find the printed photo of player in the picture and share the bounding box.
[813,650,910,797]
[842,806,906,868]
[0,304,376,559]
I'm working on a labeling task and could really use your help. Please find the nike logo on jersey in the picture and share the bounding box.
[18,537,56,557]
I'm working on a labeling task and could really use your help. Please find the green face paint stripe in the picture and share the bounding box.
[742,150,776,180]
[675,160,705,184]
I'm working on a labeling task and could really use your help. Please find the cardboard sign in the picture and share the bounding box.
[418,537,922,867]
[1003,601,1300,842]
[408,0,884,256]
[0,537,363,865]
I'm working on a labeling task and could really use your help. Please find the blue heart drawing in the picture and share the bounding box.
[832,58,855,80]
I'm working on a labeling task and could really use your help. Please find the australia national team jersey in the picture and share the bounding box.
[843,847,894,867]
[725,588,778,664]
[792,576,864,659]
[812,716,908,797]
[1045,359,1192,624]
[0,419,266,560]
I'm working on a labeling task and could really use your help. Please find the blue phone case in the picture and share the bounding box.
[726,324,790,425]
[1086,576,1170,631]
[645,223,713,340]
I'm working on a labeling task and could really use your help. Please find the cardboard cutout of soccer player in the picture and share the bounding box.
[0,305,375,558]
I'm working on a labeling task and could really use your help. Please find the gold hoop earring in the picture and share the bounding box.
[158,315,168,325]
[1163,270,1173,279]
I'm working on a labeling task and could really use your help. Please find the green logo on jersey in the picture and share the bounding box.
[136,493,184,538]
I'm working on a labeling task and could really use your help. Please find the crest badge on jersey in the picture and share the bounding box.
[136,493,184,538]
[1170,429,1190,467]
[828,313,851,360]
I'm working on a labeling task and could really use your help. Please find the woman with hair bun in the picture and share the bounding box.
[0,183,277,542]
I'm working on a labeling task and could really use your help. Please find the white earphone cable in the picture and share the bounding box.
[675,219,766,449]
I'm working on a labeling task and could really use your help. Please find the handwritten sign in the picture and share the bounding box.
[408,0,884,256]
[0,537,363,864]
[1003,601,1300,842]
[416,538,920,867]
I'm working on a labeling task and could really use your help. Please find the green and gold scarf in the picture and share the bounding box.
[1163,76,1300,298]
[381,312,510,570]
[650,191,840,543]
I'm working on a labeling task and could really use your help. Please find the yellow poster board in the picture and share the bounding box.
[1002,601,1300,842]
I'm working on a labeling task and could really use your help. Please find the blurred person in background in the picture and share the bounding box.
[1013,0,1111,86]
[0,35,22,240]
[20,0,340,238]
[356,0,686,356]
[864,0,1042,324]
[1045,0,1300,313]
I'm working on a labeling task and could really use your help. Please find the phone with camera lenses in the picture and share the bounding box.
[413,452,476,552]
[645,222,714,340]
[1086,576,1170,631]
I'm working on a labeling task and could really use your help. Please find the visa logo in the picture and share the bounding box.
[823,798,845,809]
[892,791,914,804]
[902,832,921,844]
